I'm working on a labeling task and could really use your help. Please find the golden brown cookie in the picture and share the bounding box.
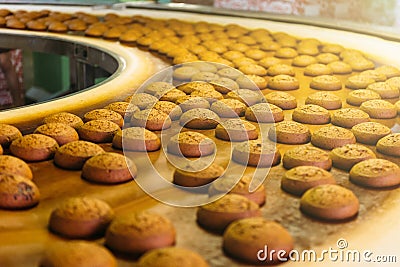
[226,89,264,106]
[131,109,172,131]
[305,91,342,110]
[78,120,120,143]
[232,140,281,167]
[330,144,376,171]
[34,123,79,146]
[367,81,400,99]
[239,64,267,76]
[259,56,281,68]
[351,122,391,145]
[0,173,40,209]
[292,104,331,125]
[376,133,400,157]
[311,126,356,150]
[309,75,342,91]
[346,89,381,106]
[331,108,370,128]
[316,53,339,64]
[137,247,209,267]
[150,101,182,120]
[210,77,239,93]
[300,184,359,221]
[112,127,160,152]
[179,108,220,129]
[292,55,317,67]
[283,145,332,170]
[267,64,296,77]
[190,88,224,103]
[144,81,175,96]
[396,100,400,114]
[345,75,375,89]
[236,74,267,90]
[167,131,215,157]
[0,155,32,180]
[321,43,344,54]
[281,166,336,196]
[264,91,297,109]
[54,140,104,170]
[347,58,375,72]
[359,70,387,82]
[215,119,258,142]
[48,21,68,33]
[267,74,299,90]
[216,67,242,80]
[126,93,158,110]
[0,123,22,148]
[245,103,284,123]
[360,99,397,119]
[268,121,311,144]
[83,109,124,128]
[155,88,186,103]
[177,81,215,94]
[176,96,210,112]
[274,47,298,58]
[105,101,140,118]
[210,99,247,118]
[327,61,352,74]
[303,63,333,76]
[43,112,84,130]
[375,65,400,79]
[173,162,224,187]
[191,71,219,83]
[10,134,59,162]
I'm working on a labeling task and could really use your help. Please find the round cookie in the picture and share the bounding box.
[292,104,331,125]
[40,241,117,267]
[316,53,340,64]
[346,89,381,106]
[268,121,311,144]
[0,173,40,209]
[267,64,296,77]
[223,217,294,264]
[281,166,336,196]
[264,91,297,110]
[303,63,333,76]
[112,127,160,152]
[300,184,359,221]
[292,55,317,67]
[283,145,332,170]
[179,108,220,129]
[345,75,375,89]
[305,91,342,110]
[311,126,356,150]
[321,43,344,55]
[54,141,105,170]
[351,122,391,145]
[375,65,400,79]
[173,66,200,81]
[190,88,224,103]
[131,109,172,131]
[105,101,140,118]
[367,81,400,99]
[215,119,258,142]
[359,70,387,82]
[49,197,115,238]
[167,131,215,158]
[0,123,22,148]
[0,155,32,180]
[137,247,209,267]
[350,159,400,188]
[331,108,370,128]
[360,99,397,119]
[177,81,215,94]
[232,140,281,167]
[34,123,79,146]
[150,101,182,120]
[386,77,400,91]
[327,61,352,75]
[259,56,281,68]
[376,133,400,157]
[176,96,210,112]
[82,152,136,184]
[173,162,224,187]
[144,81,175,95]
[245,103,284,123]
[396,100,400,114]
[78,120,120,143]
[197,194,261,232]
[238,64,267,76]
[210,99,247,118]
[43,112,84,129]
[210,77,239,94]
[236,74,267,90]
[191,71,219,83]
[10,134,59,162]
[225,89,264,106]
[105,211,176,254]
[83,109,123,128]
[347,58,375,72]
[267,74,299,90]
[297,45,319,56]
[309,75,342,91]
[274,47,298,58]
[330,144,376,171]
[155,88,186,103]
[126,93,158,110]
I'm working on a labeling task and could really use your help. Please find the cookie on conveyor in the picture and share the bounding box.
[40,241,117,267]
[232,140,281,167]
[0,155,32,180]
[176,96,210,112]
[112,127,160,152]
[292,55,317,67]
[138,247,209,267]
[245,103,284,123]
[177,81,215,94]
[10,134,59,162]
[264,91,297,110]
[376,133,400,157]
[197,194,261,232]
[150,101,182,120]
[155,88,186,103]
[305,91,342,110]
[236,74,267,90]
[82,152,136,184]
[217,67,242,80]
[300,184,359,221]
[105,211,176,254]
[327,61,352,74]
[83,109,124,128]
[179,108,220,129]
[268,121,311,144]
[78,120,120,143]
[281,166,336,196]
[54,140,104,170]
[49,197,115,238]
[267,64,295,77]
[190,88,224,103]
[283,145,332,170]
[360,99,397,119]
[274,47,298,58]
[351,122,391,145]
[331,108,370,128]
[292,104,331,125]
[173,162,224,187]
[210,77,239,93]
[167,131,215,157]
[359,69,387,82]
[367,81,400,99]
[126,93,158,110]
[0,173,40,209]
[311,126,356,150]
[396,100,400,114]
[215,119,258,142]
[345,75,375,89]
[330,144,376,171]
[346,89,381,106]
[223,217,294,264]
[210,99,247,118]
[104,101,140,118]
[316,53,340,64]
[349,159,400,188]
[225,89,264,106]
[267,74,299,90]
[375,65,400,79]
[309,75,342,91]
[0,123,22,148]
[144,81,175,96]
[34,123,79,146]
[43,112,84,129]
[131,109,172,131]
[303,63,333,76]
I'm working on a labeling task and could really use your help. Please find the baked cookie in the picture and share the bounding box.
[386,77,400,91]
[82,152,136,184]
[367,81,400,99]
[327,61,352,75]
[0,155,32,180]
[296,45,319,56]
[292,55,317,67]
[236,74,267,90]
[245,103,284,123]
[259,56,281,68]
[375,65,400,79]
[105,211,176,254]
[359,70,387,82]
[259,41,280,52]
[155,88,186,103]
[176,96,210,112]
[34,123,79,146]
[264,91,297,110]
[345,75,375,89]
[54,141,104,170]
[321,43,344,55]
[173,161,224,187]
[223,217,294,264]
[131,109,172,131]
[225,89,264,106]
[376,133,400,157]
[144,81,175,96]
[177,81,215,94]
[112,127,160,152]
[274,47,298,58]
[216,67,242,80]
[137,247,209,267]
[0,123,22,148]
[311,126,356,150]
[316,53,340,64]
[330,144,376,171]
[232,140,281,167]
[303,63,333,76]
[83,109,124,128]
[210,77,239,93]
[396,100,400,114]
[191,71,219,83]
[215,119,258,142]
[167,131,215,157]
[281,166,336,196]
[232,57,256,68]
[126,93,158,110]
[10,134,59,162]
[283,145,332,170]
[78,120,120,143]
[268,121,311,144]
[350,159,400,188]
[104,101,140,118]
[292,104,331,125]
[43,112,84,129]
[197,194,261,232]
[351,122,391,145]
[300,184,359,221]
[190,88,224,103]
[331,108,370,128]
[347,58,375,72]
[346,89,381,106]
[309,75,342,91]
[267,64,296,77]
[49,197,114,238]
[179,108,220,129]
[150,101,182,120]
[305,91,342,110]
[267,74,299,90]
[0,173,40,209]
[360,99,397,119]
[210,99,247,118]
